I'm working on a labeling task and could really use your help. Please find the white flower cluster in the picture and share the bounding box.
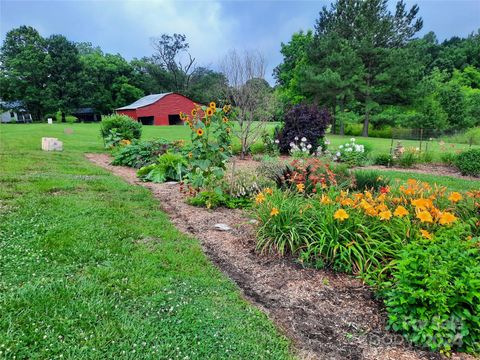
[333,138,364,161]
[290,136,312,155]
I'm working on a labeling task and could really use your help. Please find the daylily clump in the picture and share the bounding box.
[254,179,479,277]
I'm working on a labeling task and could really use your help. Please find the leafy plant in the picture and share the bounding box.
[374,153,394,167]
[440,152,457,166]
[100,114,142,148]
[398,148,419,168]
[261,130,280,156]
[187,190,253,209]
[454,148,480,176]
[383,236,480,354]
[278,104,330,154]
[354,170,390,191]
[137,152,187,183]
[111,139,170,168]
[419,151,434,164]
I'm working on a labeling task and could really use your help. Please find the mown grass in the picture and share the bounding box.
[0,124,293,359]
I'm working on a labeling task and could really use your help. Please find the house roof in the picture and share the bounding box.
[0,100,25,111]
[73,107,98,114]
[116,93,172,110]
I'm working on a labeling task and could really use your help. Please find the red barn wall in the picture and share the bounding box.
[117,93,198,126]
[118,109,137,120]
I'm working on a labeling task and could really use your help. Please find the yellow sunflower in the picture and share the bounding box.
[191,108,198,116]
[196,128,204,137]
[206,108,214,117]
[209,101,216,109]
[223,117,229,123]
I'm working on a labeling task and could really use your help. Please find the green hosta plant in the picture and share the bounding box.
[112,139,170,168]
[137,152,187,183]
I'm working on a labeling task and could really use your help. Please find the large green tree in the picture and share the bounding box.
[44,34,82,121]
[315,0,423,136]
[77,46,144,113]
[0,26,48,120]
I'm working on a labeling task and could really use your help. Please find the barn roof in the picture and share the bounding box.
[116,93,172,110]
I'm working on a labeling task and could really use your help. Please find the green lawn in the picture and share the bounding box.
[0,124,293,359]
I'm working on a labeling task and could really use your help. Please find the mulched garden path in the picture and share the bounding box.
[86,153,475,360]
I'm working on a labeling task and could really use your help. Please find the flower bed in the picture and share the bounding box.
[254,179,480,354]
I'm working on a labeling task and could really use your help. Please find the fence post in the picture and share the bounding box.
[419,128,423,153]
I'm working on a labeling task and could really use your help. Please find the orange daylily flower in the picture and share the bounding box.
[255,193,265,204]
[270,207,280,217]
[378,210,392,221]
[320,194,332,205]
[438,211,457,225]
[420,229,433,239]
[297,183,305,192]
[341,198,355,207]
[448,192,463,203]
[264,187,273,195]
[393,206,409,218]
[334,209,349,221]
[417,210,433,223]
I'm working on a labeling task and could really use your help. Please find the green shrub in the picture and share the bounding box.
[354,170,390,191]
[100,114,142,146]
[383,236,480,354]
[440,152,457,165]
[187,190,252,209]
[419,151,434,163]
[374,153,394,167]
[454,148,480,176]
[398,150,419,168]
[112,139,170,168]
[137,152,187,183]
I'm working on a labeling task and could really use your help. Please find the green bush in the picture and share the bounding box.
[354,170,390,191]
[137,152,187,183]
[100,114,142,144]
[383,236,480,354]
[454,148,480,176]
[398,150,418,168]
[440,152,457,165]
[112,139,170,168]
[187,190,252,209]
[419,151,434,163]
[374,153,394,167]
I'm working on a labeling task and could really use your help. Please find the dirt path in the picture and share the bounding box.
[85,153,473,360]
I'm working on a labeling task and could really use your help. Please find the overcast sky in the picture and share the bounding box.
[1,0,479,84]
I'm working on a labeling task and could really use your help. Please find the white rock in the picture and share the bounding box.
[214,223,232,231]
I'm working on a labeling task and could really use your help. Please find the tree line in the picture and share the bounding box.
[0,27,229,121]
[273,0,480,135]
[1,0,479,135]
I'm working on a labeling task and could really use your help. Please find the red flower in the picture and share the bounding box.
[380,186,390,194]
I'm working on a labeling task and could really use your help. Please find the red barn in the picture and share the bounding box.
[116,92,199,125]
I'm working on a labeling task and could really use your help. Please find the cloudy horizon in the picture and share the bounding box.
[1,0,479,84]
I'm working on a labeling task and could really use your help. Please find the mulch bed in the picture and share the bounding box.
[86,153,474,360]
